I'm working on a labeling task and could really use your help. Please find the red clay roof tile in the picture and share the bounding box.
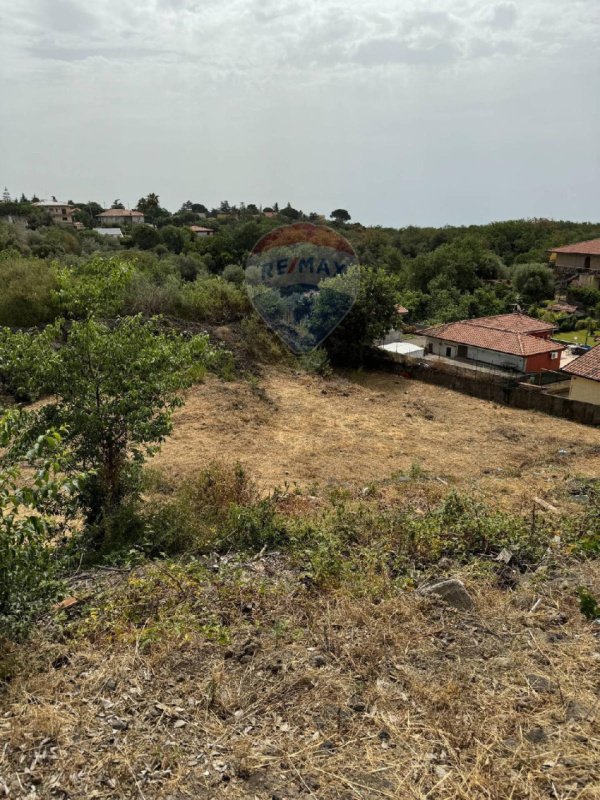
[422,315,564,358]
[562,345,600,382]
[549,238,600,256]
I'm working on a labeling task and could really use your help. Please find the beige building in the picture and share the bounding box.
[96,209,145,226]
[549,238,600,289]
[189,225,214,237]
[32,200,76,224]
[562,345,600,405]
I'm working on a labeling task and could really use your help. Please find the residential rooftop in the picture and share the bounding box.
[562,345,600,382]
[465,312,556,334]
[549,238,600,256]
[422,318,564,358]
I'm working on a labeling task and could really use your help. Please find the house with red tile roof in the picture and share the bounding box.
[549,238,600,289]
[422,313,564,373]
[561,345,600,405]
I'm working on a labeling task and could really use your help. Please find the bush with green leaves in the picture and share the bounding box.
[0,316,231,536]
[178,276,251,322]
[0,257,58,328]
[0,418,83,640]
[145,462,283,555]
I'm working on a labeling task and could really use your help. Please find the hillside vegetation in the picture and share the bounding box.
[0,212,599,798]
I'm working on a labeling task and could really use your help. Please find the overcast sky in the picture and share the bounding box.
[0,0,598,226]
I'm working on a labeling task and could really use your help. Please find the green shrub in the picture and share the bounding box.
[222,264,245,285]
[145,462,283,554]
[0,257,58,327]
[0,420,83,640]
[178,276,251,323]
[0,316,224,539]
[298,347,333,377]
[240,315,290,364]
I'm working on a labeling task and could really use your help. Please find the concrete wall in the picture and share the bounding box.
[569,376,600,405]
[370,352,600,427]
[425,336,525,371]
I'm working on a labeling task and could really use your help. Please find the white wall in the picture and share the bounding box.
[569,376,600,405]
[425,337,525,371]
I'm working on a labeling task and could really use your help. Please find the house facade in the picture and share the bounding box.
[32,200,75,224]
[562,345,600,405]
[96,209,145,226]
[189,225,214,237]
[549,238,600,289]
[422,313,563,373]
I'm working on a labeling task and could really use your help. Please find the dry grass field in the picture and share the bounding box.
[154,368,600,511]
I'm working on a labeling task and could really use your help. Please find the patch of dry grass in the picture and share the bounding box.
[152,368,600,513]
[1,554,599,799]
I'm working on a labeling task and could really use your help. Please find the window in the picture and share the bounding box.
[445,346,452,357]
[551,351,559,359]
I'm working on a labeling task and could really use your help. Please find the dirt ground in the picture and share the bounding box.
[153,368,600,510]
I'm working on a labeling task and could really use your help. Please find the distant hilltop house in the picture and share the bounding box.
[96,209,145,226]
[549,238,600,289]
[32,199,76,225]
[422,313,564,374]
[562,345,600,405]
[263,208,278,218]
[189,225,214,237]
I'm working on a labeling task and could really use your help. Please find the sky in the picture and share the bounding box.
[0,0,599,227]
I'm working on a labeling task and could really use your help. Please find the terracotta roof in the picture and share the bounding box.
[98,209,144,217]
[549,238,600,256]
[189,225,214,233]
[467,312,556,334]
[422,320,565,358]
[562,345,600,382]
[550,303,579,314]
[395,305,409,315]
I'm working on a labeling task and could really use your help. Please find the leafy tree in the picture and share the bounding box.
[130,223,162,250]
[111,199,125,209]
[280,203,300,220]
[331,208,351,223]
[323,267,400,365]
[0,257,58,327]
[0,317,224,531]
[53,254,136,318]
[512,263,555,305]
[0,418,83,639]
[160,224,186,254]
[222,264,245,285]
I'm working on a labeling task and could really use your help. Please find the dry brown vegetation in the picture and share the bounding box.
[154,368,600,512]
[1,554,599,799]
[1,368,600,799]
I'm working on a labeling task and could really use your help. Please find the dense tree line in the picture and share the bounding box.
[2,192,600,327]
